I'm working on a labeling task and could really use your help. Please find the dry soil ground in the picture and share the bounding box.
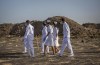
[0,36,100,65]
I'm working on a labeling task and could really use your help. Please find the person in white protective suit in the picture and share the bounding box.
[53,21,59,53]
[23,20,34,57]
[59,18,74,57]
[41,22,49,53]
[44,20,55,55]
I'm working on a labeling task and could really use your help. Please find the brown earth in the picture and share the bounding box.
[82,23,100,29]
[0,36,100,65]
[0,16,99,38]
[0,16,100,65]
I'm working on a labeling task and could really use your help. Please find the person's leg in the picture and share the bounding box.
[54,38,59,53]
[67,38,74,56]
[28,40,34,57]
[55,46,59,53]
[54,46,57,53]
[54,46,56,53]
[26,40,31,57]
[51,46,55,55]
[23,39,27,53]
[46,46,49,53]
[41,42,44,53]
[44,45,47,55]
[59,43,67,56]
[24,47,27,53]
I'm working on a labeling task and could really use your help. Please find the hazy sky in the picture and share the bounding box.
[0,0,100,24]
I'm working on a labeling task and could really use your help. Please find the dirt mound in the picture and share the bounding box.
[82,23,100,38]
[0,16,99,38]
[9,23,25,36]
[46,16,87,37]
[82,23,100,29]
[9,21,43,36]
[0,23,13,37]
[46,16,100,38]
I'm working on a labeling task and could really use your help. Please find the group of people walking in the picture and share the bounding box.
[23,18,74,58]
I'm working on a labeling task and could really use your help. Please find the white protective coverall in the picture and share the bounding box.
[41,26,49,53]
[24,24,34,57]
[45,25,54,46]
[53,27,59,47]
[59,22,74,56]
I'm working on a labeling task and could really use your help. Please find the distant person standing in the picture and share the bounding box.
[44,20,55,55]
[59,18,74,57]
[23,20,34,57]
[41,22,49,53]
[53,21,59,53]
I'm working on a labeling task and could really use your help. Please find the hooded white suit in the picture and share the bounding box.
[41,26,49,53]
[59,22,74,56]
[24,24,34,57]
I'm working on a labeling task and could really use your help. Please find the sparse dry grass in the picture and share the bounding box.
[0,36,100,65]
